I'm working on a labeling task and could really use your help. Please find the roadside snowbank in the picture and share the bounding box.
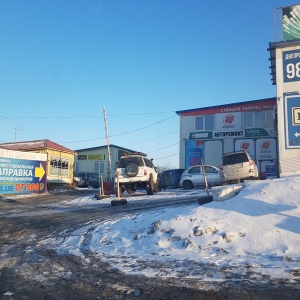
[44,174,300,282]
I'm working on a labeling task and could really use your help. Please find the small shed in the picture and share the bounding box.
[0,139,77,186]
[75,144,140,181]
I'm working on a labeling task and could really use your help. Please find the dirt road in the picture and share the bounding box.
[0,190,299,300]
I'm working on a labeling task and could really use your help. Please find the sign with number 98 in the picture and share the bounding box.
[286,62,300,79]
[283,50,300,82]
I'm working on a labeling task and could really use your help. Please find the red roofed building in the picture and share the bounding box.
[0,139,77,186]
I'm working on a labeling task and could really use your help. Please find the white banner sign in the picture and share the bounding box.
[235,139,255,159]
[216,112,241,130]
[255,138,277,160]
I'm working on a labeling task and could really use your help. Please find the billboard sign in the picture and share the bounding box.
[0,149,47,195]
[185,140,204,168]
[282,5,300,41]
[245,128,276,137]
[285,95,300,148]
[255,138,277,160]
[78,154,105,160]
[216,112,241,130]
[282,49,300,82]
[189,131,213,140]
[235,139,255,159]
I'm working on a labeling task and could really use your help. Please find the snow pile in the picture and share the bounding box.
[47,174,300,281]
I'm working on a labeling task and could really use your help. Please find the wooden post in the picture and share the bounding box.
[116,172,120,200]
[201,158,210,198]
[100,175,104,196]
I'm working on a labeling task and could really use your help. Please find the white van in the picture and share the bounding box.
[220,151,259,183]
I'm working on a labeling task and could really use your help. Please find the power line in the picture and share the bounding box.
[153,153,179,160]
[4,111,175,119]
[123,131,178,147]
[61,115,177,143]
[147,142,179,153]
[108,111,174,116]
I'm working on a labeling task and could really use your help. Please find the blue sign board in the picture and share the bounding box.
[185,140,204,168]
[285,95,300,148]
[282,49,300,83]
[265,163,277,179]
[0,149,47,194]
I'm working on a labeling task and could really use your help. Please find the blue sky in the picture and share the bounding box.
[0,0,293,167]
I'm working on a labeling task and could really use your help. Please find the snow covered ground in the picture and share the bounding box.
[41,172,300,284]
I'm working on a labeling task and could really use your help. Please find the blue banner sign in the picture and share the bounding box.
[283,49,300,83]
[285,95,300,148]
[0,149,47,194]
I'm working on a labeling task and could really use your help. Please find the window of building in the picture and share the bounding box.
[254,111,265,128]
[244,112,253,128]
[205,115,214,130]
[195,115,214,130]
[75,162,80,172]
[50,156,70,176]
[265,110,274,128]
[95,161,105,174]
[243,110,274,128]
[195,116,204,130]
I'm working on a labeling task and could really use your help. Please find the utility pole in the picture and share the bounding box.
[14,127,23,142]
[103,107,112,181]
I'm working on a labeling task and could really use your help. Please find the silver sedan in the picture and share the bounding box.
[179,165,222,190]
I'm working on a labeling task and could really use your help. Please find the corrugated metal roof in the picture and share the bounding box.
[0,139,76,154]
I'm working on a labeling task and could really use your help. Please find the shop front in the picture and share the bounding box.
[177,98,278,179]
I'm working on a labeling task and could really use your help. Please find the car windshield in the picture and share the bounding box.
[223,153,248,166]
[118,157,144,168]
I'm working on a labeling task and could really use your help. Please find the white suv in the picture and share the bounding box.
[220,150,259,183]
[115,153,159,196]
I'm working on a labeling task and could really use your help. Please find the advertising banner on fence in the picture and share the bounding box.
[0,149,47,195]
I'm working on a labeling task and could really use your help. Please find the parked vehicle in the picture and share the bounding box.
[73,174,86,188]
[179,165,222,190]
[115,153,159,196]
[74,172,100,188]
[158,169,184,190]
[220,150,259,183]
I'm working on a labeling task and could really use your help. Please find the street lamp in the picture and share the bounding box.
[14,127,23,142]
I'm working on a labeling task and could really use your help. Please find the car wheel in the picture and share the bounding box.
[147,175,154,195]
[125,163,139,177]
[182,180,194,190]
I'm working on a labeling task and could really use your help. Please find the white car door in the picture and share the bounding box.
[188,166,203,186]
[203,166,220,185]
